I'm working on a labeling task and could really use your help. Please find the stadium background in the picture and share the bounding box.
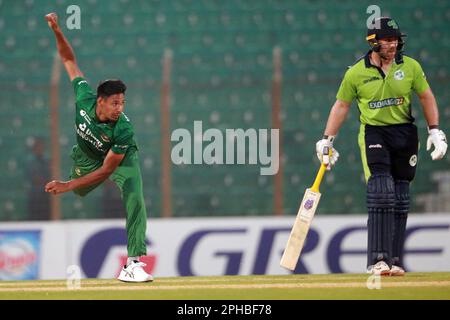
[0,0,449,222]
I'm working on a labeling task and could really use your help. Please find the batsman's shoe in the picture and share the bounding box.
[390,265,406,276]
[117,261,154,283]
[366,261,391,276]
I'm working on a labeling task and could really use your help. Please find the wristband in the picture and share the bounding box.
[428,125,439,130]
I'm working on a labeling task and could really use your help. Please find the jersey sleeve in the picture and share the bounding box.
[111,118,136,154]
[411,60,430,95]
[336,69,357,103]
[111,131,134,154]
[72,77,96,103]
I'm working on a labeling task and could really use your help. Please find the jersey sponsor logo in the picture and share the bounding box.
[80,109,91,124]
[113,144,128,150]
[394,70,405,80]
[363,76,381,84]
[369,144,383,149]
[368,97,404,109]
[79,123,87,132]
[75,124,105,152]
[409,154,417,167]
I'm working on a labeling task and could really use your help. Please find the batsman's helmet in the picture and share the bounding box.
[366,17,406,52]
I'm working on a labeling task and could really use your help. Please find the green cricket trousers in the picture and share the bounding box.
[69,145,147,257]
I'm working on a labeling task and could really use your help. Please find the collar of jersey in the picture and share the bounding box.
[91,103,115,127]
[364,50,404,69]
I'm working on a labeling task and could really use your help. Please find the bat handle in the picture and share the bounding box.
[310,163,327,193]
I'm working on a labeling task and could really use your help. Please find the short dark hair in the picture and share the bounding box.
[97,79,127,98]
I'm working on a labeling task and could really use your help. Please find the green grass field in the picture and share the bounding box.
[1,273,450,300]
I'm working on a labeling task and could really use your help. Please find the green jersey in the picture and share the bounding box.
[336,52,429,126]
[72,77,137,161]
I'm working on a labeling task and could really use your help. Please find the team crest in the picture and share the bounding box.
[394,70,404,80]
[100,133,111,142]
[409,154,417,167]
[304,199,314,210]
[387,20,398,29]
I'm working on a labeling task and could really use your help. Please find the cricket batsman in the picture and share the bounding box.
[316,17,447,276]
[44,13,153,282]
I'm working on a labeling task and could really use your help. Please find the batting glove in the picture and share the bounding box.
[426,128,448,160]
[316,136,339,170]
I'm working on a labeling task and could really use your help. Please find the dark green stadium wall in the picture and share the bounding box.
[0,0,449,220]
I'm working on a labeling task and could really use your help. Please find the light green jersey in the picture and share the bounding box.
[336,52,429,126]
[72,77,137,161]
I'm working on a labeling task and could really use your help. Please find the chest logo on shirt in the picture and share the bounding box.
[394,70,405,80]
[363,76,381,84]
[100,133,111,142]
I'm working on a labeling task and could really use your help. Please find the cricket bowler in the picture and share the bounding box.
[316,17,447,276]
[44,13,152,282]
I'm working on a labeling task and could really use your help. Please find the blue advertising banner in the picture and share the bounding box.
[0,230,41,280]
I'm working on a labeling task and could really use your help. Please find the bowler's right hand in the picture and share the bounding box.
[45,180,71,195]
[45,12,59,31]
[316,136,339,170]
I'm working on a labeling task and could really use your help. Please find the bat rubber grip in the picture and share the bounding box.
[310,163,327,193]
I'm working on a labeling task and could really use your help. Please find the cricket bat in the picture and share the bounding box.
[280,161,328,271]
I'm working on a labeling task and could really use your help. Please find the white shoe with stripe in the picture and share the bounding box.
[390,265,406,276]
[117,261,154,283]
[366,261,391,276]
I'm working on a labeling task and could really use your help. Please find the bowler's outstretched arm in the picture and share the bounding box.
[45,12,83,81]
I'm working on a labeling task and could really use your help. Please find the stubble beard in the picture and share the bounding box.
[378,48,397,63]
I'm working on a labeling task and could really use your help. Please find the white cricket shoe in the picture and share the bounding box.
[390,265,405,276]
[366,261,391,276]
[117,261,154,283]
